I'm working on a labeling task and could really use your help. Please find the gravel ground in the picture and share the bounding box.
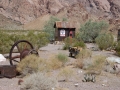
[0,43,120,90]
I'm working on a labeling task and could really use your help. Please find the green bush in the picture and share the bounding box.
[72,40,86,48]
[115,41,120,56]
[79,20,109,42]
[0,31,13,53]
[0,30,49,54]
[56,53,68,66]
[20,72,57,90]
[95,33,114,50]
[43,16,59,41]
[63,37,85,50]
[26,31,49,50]
[63,37,76,50]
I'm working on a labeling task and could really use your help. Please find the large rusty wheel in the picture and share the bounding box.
[9,40,37,65]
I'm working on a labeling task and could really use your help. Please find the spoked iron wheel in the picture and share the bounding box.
[9,40,38,65]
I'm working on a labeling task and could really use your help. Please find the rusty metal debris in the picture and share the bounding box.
[55,21,76,28]
[9,40,38,65]
[0,40,38,78]
[0,65,17,78]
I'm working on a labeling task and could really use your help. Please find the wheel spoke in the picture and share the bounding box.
[16,44,21,53]
[12,59,20,63]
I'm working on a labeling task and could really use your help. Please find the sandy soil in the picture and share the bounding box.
[0,43,120,90]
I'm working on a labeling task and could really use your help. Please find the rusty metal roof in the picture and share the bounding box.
[55,21,76,28]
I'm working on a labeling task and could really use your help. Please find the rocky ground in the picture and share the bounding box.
[0,43,120,90]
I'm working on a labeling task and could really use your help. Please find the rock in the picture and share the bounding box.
[74,83,79,87]
[0,0,119,24]
[0,54,6,62]
[106,57,120,64]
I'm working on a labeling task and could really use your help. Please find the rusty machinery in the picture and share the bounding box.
[0,40,38,78]
[69,47,80,58]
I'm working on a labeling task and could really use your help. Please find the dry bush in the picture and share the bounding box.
[17,54,48,76]
[46,53,68,70]
[86,55,106,72]
[58,66,74,81]
[56,53,69,66]
[75,49,92,68]
[20,72,57,90]
[47,55,63,70]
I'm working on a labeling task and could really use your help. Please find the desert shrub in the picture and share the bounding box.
[17,55,48,75]
[58,67,74,81]
[95,33,114,50]
[85,55,106,71]
[115,41,120,56]
[26,31,49,50]
[43,16,59,41]
[20,72,57,90]
[76,49,92,68]
[47,55,62,70]
[47,53,68,70]
[62,17,68,21]
[0,31,13,53]
[63,37,85,50]
[79,20,109,42]
[77,49,92,59]
[72,40,86,48]
[63,37,76,50]
[56,53,68,66]
[0,30,49,54]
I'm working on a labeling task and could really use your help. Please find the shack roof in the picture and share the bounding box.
[55,21,76,28]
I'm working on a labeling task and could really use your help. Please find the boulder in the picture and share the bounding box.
[0,54,6,62]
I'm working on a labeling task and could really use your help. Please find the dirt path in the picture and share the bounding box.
[0,43,120,90]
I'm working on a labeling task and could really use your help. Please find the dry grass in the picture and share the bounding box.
[58,66,74,81]
[47,55,63,70]
[20,72,57,90]
[86,55,106,72]
[17,54,49,75]
[56,53,69,66]
[24,14,51,30]
[75,49,92,68]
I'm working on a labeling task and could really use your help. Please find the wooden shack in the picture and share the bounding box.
[54,21,76,41]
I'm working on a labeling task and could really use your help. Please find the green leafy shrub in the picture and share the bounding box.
[0,31,13,53]
[63,37,76,50]
[95,33,114,50]
[20,72,57,90]
[63,37,85,50]
[115,41,120,56]
[0,30,49,54]
[72,40,86,48]
[79,20,109,42]
[26,31,49,50]
[43,16,59,41]
[56,53,68,66]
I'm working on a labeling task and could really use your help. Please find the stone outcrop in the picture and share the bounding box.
[0,0,119,24]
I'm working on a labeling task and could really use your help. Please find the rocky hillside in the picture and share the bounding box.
[0,0,120,29]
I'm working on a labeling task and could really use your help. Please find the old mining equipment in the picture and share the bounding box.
[0,40,38,78]
[69,47,80,58]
